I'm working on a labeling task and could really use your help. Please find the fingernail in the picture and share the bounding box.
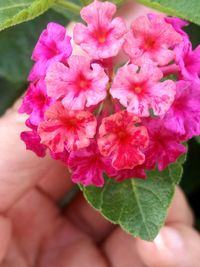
[154,227,184,250]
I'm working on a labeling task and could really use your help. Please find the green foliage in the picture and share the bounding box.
[0,0,56,31]
[0,10,68,83]
[82,155,186,241]
[137,0,200,26]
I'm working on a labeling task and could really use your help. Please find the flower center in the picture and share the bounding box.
[77,74,91,90]
[143,38,156,50]
[134,86,142,94]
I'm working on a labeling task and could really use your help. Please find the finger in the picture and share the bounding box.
[0,103,72,212]
[0,216,12,263]
[102,227,146,267]
[136,224,200,267]
[166,187,194,226]
[64,194,115,243]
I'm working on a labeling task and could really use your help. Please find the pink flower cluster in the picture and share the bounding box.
[19,1,200,187]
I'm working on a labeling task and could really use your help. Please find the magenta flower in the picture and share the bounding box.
[175,39,200,80]
[124,14,182,66]
[143,118,187,171]
[21,127,47,157]
[110,62,176,117]
[73,0,127,59]
[163,80,200,140]
[98,110,149,170]
[45,55,109,110]
[38,101,97,153]
[68,141,115,187]
[28,22,72,81]
[19,79,52,125]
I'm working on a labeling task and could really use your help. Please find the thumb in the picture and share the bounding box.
[136,224,200,267]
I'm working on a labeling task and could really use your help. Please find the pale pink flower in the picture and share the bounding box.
[73,0,126,59]
[123,14,182,66]
[98,110,149,170]
[45,55,108,110]
[28,22,72,81]
[143,118,187,171]
[68,141,115,187]
[163,80,200,140]
[110,62,176,117]
[38,101,97,153]
[19,79,52,125]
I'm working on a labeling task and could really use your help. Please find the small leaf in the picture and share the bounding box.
[0,0,55,31]
[82,155,186,241]
[137,0,200,26]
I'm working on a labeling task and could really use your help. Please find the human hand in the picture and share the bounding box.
[0,102,200,267]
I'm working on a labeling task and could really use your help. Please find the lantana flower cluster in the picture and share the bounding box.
[19,0,200,187]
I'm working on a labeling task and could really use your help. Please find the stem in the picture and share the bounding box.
[55,0,81,14]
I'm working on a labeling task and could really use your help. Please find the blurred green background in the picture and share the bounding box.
[0,9,199,228]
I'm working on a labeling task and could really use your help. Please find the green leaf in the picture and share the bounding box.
[0,77,25,115]
[82,155,186,241]
[137,0,200,26]
[195,136,200,144]
[0,9,68,83]
[0,0,56,31]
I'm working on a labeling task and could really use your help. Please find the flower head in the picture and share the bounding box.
[110,62,176,117]
[73,0,127,59]
[124,14,182,66]
[29,22,72,81]
[38,101,97,153]
[45,55,108,110]
[98,110,149,170]
[19,79,52,125]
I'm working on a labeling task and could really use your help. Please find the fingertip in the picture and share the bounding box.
[136,225,200,267]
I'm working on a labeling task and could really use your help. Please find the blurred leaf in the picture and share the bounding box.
[0,0,55,31]
[0,77,25,115]
[195,136,200,144]
[0,9,68,83]
[185,23,200,48]
[82,154,186,241]
[137,0,200,26]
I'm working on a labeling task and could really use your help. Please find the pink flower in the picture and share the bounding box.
[21,130,47,157]
[163,80,200,140]
[19,79,52,125]
[175,39,200,80]
[68,141,115,187]
[143,118,187,171]
[38,101,97,153]
[98,110,149,170]
[45,55,108,110]
[28,22,72,81]
[73,0,126,59]
[123,14,182,66]
[110,62,176,117]
[165,17,189,36]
